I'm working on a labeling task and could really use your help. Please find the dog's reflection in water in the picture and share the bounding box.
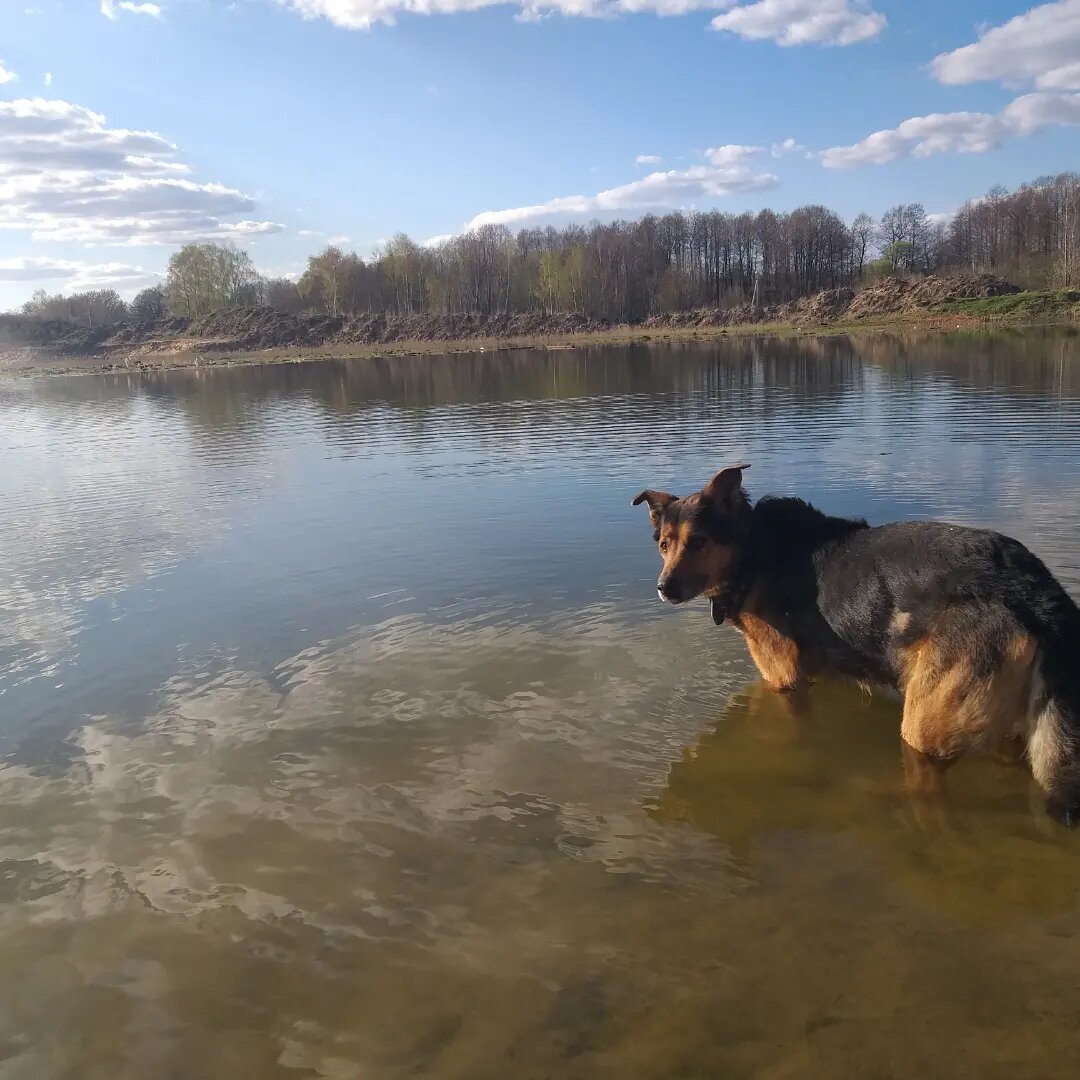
[650,680,911,846]
[647,680,1077,923]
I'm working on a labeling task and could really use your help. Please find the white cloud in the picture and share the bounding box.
[0,60,18,85]
[279,0,709,29]
[0,256,76,282]
[0,601,727,986]
[710,0,885,46]
[635,153,662,165]
[101,0,163,18]
[0,255,162,292]
[327,233,350,244]
[592,0,724,12]
[931,1,1080,92]
[122,153,189,173]
[770,136,805,156]
[0,99,180,175]
[43,72,52,87]
[818,92,1080,167]
[704,143,762,165]
[256,261,305,281]
[422,233,455,247]
[277,0,882,39]
[1001,89,1080,133]
[464,160,777,229]
[0,98,282,245]
[297,228,323,237]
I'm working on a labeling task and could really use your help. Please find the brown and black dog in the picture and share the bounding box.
[634,465,1080,824]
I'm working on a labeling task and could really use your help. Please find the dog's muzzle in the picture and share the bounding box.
[656,576,683,603]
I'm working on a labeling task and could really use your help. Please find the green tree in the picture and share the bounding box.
[166,242,258,317]
[881,241,916,272]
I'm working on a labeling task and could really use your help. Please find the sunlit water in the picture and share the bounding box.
[2,330,1080,1078]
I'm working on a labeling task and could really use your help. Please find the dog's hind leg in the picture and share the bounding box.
[899,609,1038,775]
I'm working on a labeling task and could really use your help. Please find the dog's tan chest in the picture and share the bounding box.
[730,611,802,691]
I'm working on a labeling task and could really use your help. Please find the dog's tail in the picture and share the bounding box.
[1029,644,1080,825]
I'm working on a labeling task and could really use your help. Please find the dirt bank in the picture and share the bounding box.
[2,274,1070,376]
[639,273,1023,329]
[1,309,609,359]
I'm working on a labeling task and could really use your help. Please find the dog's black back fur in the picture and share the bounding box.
[745,501,1077,678]
[733,494,1080,818]
[636,467,1080,820]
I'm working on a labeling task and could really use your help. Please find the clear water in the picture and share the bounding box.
[2,330,1080,1078]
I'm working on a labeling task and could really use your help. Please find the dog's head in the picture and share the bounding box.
[632,464,752,614]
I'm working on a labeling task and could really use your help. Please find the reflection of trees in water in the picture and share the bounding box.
[298,337,864,416]
[18,368,278,465]
[649,679,1079,924]
[8,372,146,417]
[852,327,1080,397]
[26,339,866,455]
[18,333,1073,476]
[23,330,1075,437]
[14,368,272,450]
[134,366,276,451]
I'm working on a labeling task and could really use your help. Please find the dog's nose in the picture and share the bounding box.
[657,576,681,603]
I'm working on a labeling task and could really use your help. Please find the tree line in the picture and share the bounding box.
[14,171,1079,329]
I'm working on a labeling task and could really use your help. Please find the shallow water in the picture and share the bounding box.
[2,330,1080,1078]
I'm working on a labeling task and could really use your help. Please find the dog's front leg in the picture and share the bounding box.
[728,612,803,693]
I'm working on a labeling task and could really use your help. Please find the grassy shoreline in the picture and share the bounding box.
[3,295,1078,378]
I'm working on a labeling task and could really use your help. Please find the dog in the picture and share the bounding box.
[633,465,1080,824]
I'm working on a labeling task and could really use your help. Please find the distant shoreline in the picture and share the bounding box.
[4,279,1078,378]
[3,306,1077,378]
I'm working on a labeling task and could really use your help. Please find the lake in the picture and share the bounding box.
[2,329,1080,1078]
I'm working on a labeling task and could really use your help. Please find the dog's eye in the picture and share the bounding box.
[659,540,669,553]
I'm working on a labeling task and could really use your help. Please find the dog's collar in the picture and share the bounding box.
[709,571,752,626]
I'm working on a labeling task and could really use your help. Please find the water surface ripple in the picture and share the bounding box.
[1,331,1079,1078]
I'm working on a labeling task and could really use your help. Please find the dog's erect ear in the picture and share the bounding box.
[701,464,750,503]
[632,489,677,525]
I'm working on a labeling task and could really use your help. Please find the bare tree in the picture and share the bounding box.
[263,277,305,314]
[20,288,127,327]
[130,285,167,321]
[849,213,875,280]
[17,170,1080,329]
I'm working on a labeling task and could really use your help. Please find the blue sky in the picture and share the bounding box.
[2,0,1080,307]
